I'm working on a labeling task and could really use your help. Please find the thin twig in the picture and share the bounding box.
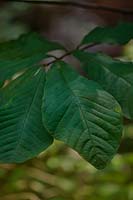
[7,0,133,15]
[44,43,97,67]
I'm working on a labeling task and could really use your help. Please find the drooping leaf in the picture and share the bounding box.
[0,67,53,163]
[42,61,122,169]
[74,50,133,119]
[81,22,133,45]
[0,32,63,87]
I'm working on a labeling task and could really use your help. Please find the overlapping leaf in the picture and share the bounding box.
[81,22,133,45]
[74,50,133,119]
[42,61,122,169]
[0,67,53,163]
[0,32,63,87]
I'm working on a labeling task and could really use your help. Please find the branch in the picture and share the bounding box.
[44,43,97,67]
[7,0,133,15]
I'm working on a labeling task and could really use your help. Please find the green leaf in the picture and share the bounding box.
[0,67,53,163]
[0,32,63,87]
[81,22,133,45]
[42,61,122,169]
[74,50,133,119]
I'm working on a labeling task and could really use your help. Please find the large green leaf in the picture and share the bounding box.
[42,61,122,169]
[0,67,53,163]
[0,32,63,87]
[74,50,133,119]
[81,22,133,45]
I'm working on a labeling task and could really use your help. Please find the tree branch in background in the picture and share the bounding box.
[7,0,133,15]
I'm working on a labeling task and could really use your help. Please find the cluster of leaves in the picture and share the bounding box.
[0,22,133,170]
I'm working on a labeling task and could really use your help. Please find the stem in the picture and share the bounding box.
[44,43,97,67]
[7,0,133,15]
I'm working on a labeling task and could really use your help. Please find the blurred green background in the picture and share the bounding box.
[0,1,133,200]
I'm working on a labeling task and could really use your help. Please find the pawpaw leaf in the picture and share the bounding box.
[42,61,123,169]
[74,50,133,119]
[0,67,53,163]
[0,32,63,87]
[81,22,133,45]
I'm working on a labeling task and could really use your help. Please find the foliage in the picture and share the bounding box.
[43,61,122,169]
[81,22,133,45]
[0,22,133,169]
[73,50,133,119]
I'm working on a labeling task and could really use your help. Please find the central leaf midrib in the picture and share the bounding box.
[59,67,98,156]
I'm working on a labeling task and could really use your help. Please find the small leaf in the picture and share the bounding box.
[0,67,53,163]
[0,32,63,87]
[42,61,122,169]
[81,22,133,45]
[74,50,133,119]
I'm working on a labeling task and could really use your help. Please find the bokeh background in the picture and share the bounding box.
[0,1,133,199]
